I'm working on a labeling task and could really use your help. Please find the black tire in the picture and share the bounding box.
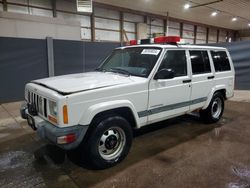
[200,92,225,124]
[78,115,133,169]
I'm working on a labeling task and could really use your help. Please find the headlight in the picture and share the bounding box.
[48,101,57,117]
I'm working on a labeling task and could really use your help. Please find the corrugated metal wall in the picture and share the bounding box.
[210,41,250,90]
[0,37,119,103]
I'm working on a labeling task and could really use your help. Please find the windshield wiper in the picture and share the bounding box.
[95,67,106,72]
[110,68,131,76]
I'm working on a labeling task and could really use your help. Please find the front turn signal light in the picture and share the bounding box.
[63,105,68,124]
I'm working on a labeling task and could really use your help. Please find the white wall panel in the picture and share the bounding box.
[95,7,119,19]
[81,28,91,40]
[184,38,194,44]
[151,18,163,26]
[0,3,3,11]
[124,12,143,22]
[209,28,217,41]
[219,30,227,42]
[183,23,194,31]
[183,30,194,39]
[126,33,136,41]
[168,28,180,36]
[196,39,206,44]
[95,17,119,30]
[30,8,53,17]
[197,26,206,33]
[56,0,76,12]
[8,0,27,3]
[95,30,119,41]
[57,12,90,27]
[7,5,29,14]
[197,32,206,40]
[151,25,163,34]
[29,0,52,8]
[168,21,180,29]
[208,40,216,44]
[124,22,135,32]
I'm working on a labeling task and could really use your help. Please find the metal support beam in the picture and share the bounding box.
[206,28,209,43]
[194,25,197,44]
[180,23,183,38]
[190,0,223,9]
[3,0,7,11]
[226,31,229,42]
[120,12,124,44]
[91,6,95,42]
[216,29,220,43]
[46,37,55,77]
[164,12,169,36]
[52,0,57,18]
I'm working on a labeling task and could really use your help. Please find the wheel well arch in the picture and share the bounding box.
[90,107,137,128]
[214,89,226,99]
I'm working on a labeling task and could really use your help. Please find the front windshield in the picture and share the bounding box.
[97,47,162,78]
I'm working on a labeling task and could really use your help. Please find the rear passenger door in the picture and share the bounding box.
[188,50,214,111]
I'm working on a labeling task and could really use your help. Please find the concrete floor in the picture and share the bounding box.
[0,91,250,188]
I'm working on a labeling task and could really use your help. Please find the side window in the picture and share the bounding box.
[159,50,187,77]
[211,51,231,72]
[190,50,211,75]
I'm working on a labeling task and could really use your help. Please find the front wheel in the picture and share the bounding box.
[200,92,225,123]
[78,115,133,169]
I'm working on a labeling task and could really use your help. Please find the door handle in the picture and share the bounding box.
[183,79,191,83]
[207,76,215,79]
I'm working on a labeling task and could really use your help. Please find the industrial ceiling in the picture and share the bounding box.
[94,0,250,30]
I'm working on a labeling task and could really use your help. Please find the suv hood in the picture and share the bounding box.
[32,72,135,94]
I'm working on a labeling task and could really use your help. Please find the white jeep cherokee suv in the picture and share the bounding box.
[20,36,235,169]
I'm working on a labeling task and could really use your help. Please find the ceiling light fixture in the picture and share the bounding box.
[184,3,190,10]
[248,23,250,27]
[232,17,237,22]
[211,11,218,17]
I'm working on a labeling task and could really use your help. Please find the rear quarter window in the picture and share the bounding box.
[211,51,231,72]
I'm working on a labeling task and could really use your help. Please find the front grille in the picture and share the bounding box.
[27,90,47,117]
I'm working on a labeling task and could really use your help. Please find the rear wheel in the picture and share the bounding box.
[78,115,133,169]
[200,92,224,123]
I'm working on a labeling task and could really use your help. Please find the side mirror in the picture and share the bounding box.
[154,69,175,80]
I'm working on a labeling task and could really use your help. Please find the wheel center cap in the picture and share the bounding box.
[105,135,118,150]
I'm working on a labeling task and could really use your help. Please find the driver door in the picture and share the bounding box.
[148,49,192,124]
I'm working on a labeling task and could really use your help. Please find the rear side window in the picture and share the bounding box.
[211,51,231,72]
[190,51,211,74]
[159,50,187,77]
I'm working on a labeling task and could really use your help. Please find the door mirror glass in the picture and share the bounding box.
[154,69,175,80]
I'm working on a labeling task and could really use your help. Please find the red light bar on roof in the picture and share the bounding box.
[128,36,181,46]
[129,39,138,45]
[154,36,181,44]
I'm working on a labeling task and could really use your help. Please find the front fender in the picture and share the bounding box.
[202,85,226,109]
[78,100,140,128]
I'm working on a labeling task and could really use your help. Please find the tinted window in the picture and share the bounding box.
[190,51,211,74]
[211,51,231,71]
[159,50,187,77]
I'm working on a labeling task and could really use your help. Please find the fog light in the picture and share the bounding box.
[57,134,76,144]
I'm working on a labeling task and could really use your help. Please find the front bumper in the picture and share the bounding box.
[20,102,88,150]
